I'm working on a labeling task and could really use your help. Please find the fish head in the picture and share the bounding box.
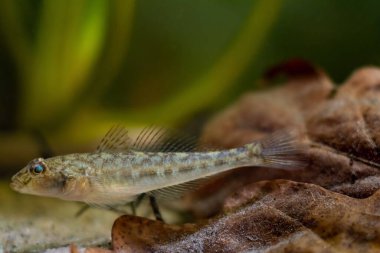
[10,157,72,198]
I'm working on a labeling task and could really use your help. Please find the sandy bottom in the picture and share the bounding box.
[0,181,118,253]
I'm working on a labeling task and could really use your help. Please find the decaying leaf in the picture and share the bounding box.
[110,216,199,253]
[86,180,380,253]
[86,60,380,252]
[193,60,380,216]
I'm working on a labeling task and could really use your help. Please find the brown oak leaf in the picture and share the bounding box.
[87,180,380,253]
[86,60,380,252]
[192,60,380,217]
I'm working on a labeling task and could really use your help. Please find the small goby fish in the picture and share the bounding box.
[10,126,304,211]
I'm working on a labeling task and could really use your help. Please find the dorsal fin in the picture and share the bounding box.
[133,125,163,151]
[97,125,200,153]
[97,125,132,152]
[133,126,199,152]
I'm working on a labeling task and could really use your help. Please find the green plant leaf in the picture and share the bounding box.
[20,0,108,128]
[110,0,284,125]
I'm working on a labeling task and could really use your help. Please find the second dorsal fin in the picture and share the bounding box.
[133,126,198,152]
[97,125,132,152]
[97,125,200,153]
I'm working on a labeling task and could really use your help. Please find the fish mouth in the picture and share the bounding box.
[9,179,24,192]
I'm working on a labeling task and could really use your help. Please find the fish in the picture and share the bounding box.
[10,126,305,219]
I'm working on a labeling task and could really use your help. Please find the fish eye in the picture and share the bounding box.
[31,163,45,175]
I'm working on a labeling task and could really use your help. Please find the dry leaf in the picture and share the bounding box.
[87,180,380,253]
[86,60,380,252]
[193,60,380,216]
[111,216,199,253]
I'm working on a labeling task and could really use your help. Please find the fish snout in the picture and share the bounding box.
[10,174,24,191]
[11,173,18,182]
[10,180,20,191]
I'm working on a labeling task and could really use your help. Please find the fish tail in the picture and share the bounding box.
[257,131,306,170]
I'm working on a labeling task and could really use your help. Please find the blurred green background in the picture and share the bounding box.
[1,0,380,174]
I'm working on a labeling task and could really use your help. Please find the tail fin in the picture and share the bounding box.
[259,131,307,170]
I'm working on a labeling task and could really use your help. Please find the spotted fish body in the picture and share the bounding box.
[10,126,303,208]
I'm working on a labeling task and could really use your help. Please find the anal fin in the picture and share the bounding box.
[149,178,207,201]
